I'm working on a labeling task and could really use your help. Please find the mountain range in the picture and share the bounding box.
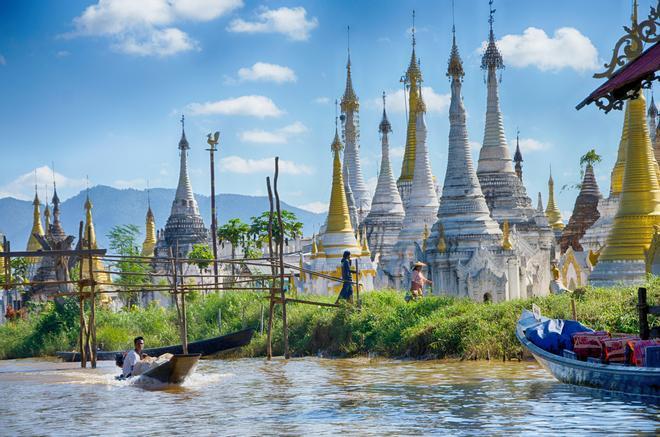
[0,185,325,250]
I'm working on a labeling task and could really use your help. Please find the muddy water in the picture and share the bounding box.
[0,358,657,435]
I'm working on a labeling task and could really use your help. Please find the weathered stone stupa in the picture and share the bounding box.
[396,20,423,207]
[160,117,209,258]
[340,43,371,222]
[559,164,601,253]
[306,124,375,295]
[363,93,405,267]
[387,85,439,288]
[590,93,660,285]
[425,29,522,302]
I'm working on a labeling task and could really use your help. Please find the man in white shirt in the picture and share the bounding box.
[122,336,145,378]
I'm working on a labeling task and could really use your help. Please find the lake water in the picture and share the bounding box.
[0,357,657,435]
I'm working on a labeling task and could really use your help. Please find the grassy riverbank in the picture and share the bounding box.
[1,280,657,360]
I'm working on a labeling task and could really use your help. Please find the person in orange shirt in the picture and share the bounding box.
[409,262,432,301]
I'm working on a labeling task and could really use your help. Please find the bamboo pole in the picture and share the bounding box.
[87,224,97,368]
[77,222,87,368]
[207,135,220,294]
[274,157,289,359]
[355,258,361,309]
[265,176,275,360]
[176,245,188,354]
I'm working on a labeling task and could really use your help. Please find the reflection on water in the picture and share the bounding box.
[0,357,657,435]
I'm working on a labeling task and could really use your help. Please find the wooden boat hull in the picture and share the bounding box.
[139,354,200,384]
[516,310,660,399]
[56,328,254,362]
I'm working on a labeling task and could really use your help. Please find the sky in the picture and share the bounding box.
[0,0,653,222]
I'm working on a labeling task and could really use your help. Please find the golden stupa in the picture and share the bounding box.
[26,187,45,263]
[545,168,564,230]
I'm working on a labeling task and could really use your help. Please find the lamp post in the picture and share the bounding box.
[206,131,220,292]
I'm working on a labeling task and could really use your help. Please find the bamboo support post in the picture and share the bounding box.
[355,258,361,309]
[265,176,275,360]
[77,222,87,368]
[274,157,289,359]
[570,295,577,321]
[87,224,97,368]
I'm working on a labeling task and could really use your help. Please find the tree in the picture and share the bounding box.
[217,218,251,276]
[189,244,213,271]
[249,210,303,254]
[561,149,602,193]
[107,225,148,307]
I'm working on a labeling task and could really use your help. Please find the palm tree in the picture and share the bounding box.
[217,218,251,277]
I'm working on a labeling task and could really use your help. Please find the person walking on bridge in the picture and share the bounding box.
[336,251,356,304]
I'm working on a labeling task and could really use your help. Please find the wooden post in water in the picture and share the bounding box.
[178,245,189,354]
[265,176,275,360]
[274,157,289,359]
[86,225,97,368]
[638,287,649,340]
[77,222,87,368]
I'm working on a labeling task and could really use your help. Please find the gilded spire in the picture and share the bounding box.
[82,191,111,290]
[447,27,464,79]
[598,93,660,262]
[545,167,564,230]
[340,26,359,113]
[398,10,423,186]
[26,186,44,260]
[610,102,631,196]
[326,123,354,233]
[141,193,157,257]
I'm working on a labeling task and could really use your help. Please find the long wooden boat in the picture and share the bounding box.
[56,328,254,362]
[138,353,200,384]
[516,310,660,399]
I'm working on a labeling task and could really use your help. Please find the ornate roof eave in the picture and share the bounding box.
[577,1,660,113]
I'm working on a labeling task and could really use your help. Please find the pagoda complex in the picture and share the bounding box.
[386,84,439,288]
[157,117,209,259]
[305,124,375,295]
[589,92,660,285]
[362,93,405,270]
[559,164,601,253]
[425,28,546,302]
[475,2,554,277]
[340,41,370,223]
[396,21,423,207]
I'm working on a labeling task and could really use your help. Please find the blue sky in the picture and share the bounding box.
[0,0,652,222]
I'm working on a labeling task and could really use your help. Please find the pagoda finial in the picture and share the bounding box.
[514,128,523,181]
[379,91,392,134]
[481,0,504,72]
[412,10,416,47]
[179,114,189,150]
[340,26,359,113]
[447,24,464,79]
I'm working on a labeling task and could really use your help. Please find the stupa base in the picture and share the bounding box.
[588,259,647,287]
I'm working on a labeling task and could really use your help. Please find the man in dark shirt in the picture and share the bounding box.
[336,251,355,304]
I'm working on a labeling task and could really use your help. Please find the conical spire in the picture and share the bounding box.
[559,164,602,253]
[598,93,660,262]
[26,186,44,260]
[340,26,359,113]
[513,130,523,181]
[429,29,501,253]
[326,126,354,234]
[477,0,514,175]
[343,164,359,230]
[545,168,564,230]
[610,102,630,196]
[406,87,438,212]
[537,192,544,213]
[398,10,423,192]
[172,114,198,216]
[82,192,111,289]
[50,182,66,241]
[141,193,157,257]
[44,201,51,237]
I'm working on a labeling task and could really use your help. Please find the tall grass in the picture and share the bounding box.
[0,279,657,360]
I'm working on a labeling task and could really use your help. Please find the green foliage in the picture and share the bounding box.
[250,210,303,249]
[217,218,251,258]
[189,244,213,270]
[107,224,149,307]
[580,149,602,168]
[1,280,657,361]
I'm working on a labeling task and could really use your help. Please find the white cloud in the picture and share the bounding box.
[469,141,481,151]
[0,166,86,201]
[297,201,328,214]
[236,62,296,83]
[68,0,242,56]
[514,137,550,153]
[390,147,405,159]
[114,27,198,56]
[56,50,70,58]
[220,156,313,175]
[480,27,599,72]
[186,95,284,117]
[227,6,318,41]
[375,87,450,114]
[0,54,6,65]
[314,97,330,104]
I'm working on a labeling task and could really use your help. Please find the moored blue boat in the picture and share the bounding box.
[516,310,660,399]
